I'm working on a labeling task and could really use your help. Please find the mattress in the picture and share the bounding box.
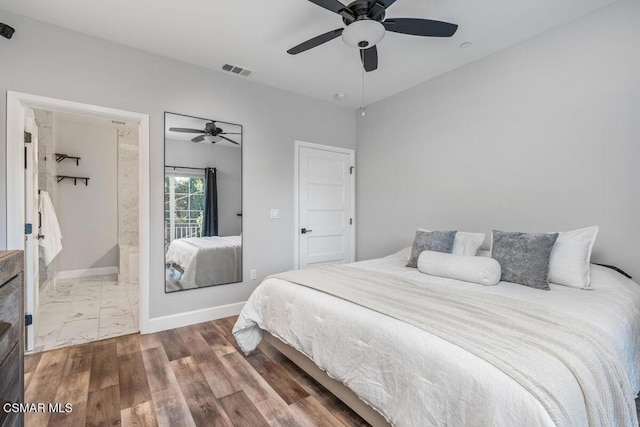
[165,235,241,288]
[233,248,640,426]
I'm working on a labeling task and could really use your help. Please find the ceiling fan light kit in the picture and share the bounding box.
[169,121,240,145]
[287,0,458,72]
[342,19,385,49]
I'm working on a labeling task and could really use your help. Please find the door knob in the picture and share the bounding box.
[301,228,313,234]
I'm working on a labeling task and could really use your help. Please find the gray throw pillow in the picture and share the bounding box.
[491,230,559,290]
[406,230,457,268]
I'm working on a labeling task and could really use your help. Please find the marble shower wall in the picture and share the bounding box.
[117,128,139,283]
[33,109,56,292]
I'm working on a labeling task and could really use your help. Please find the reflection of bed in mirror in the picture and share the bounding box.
[165,235,242,291]
[164,112,242,293]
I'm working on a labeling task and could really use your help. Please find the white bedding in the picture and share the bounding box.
[234,248,640,427]
[165,235,241,288]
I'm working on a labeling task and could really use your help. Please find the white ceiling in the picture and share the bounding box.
[0,0,618,108]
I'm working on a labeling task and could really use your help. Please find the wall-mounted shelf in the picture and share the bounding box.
[57,175,89,186]
[55,153,81,165]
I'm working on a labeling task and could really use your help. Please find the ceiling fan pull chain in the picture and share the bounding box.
[361,66,366,116]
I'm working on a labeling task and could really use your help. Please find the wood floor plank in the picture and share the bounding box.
[219,350,275,404]
[63,344,93,376]
[246,348,310,405]
[117,333,142,356]
[47,372,91,426]
[24,348,69,427]
[255,397,306,427]
[151,388,196,427]
[219,390,270,427]
[53,370,91,406]
[118,350,153,410]
[139,332,163,351]
[170,356,233,427]
[89,340,119,392]
[121,401,159,427]
[197,322,236,356]
[47,401,87,427]
[180,324,219,364]
[211,318,242,353]
[197,352,242,399]
[258,340,368,426]
[24,351,42,374]
[159,329,191,361]
[86,384,121,427]
[142,346,178,394]
[290,395,349,427]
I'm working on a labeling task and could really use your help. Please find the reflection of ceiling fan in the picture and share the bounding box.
[287,0,458,72]
[169,121,240,144]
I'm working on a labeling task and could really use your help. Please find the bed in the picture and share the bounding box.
[233,247,640,426]
[165,235,241,288]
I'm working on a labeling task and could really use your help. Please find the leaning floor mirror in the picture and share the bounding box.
[164,112,242,292]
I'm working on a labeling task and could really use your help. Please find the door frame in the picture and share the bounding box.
[6,91,152,337]
[293,140,355,269]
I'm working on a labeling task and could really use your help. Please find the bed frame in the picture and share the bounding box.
[263,332,391,427]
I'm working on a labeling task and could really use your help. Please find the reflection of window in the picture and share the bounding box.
[164,173,205,246]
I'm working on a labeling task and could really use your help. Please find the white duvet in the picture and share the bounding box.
[165,235,241,288]
[234,248,640,426]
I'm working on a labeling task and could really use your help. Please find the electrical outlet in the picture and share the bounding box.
[250,269,257,280]
[270,208,280,219]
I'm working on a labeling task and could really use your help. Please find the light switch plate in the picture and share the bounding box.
[270,208,280,219]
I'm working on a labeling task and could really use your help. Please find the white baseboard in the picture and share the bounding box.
[56,266,119,280]
[145,301,246,334]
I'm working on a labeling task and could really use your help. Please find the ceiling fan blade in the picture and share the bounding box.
[375,0,397,9]
[191,135,206,142]
[219,132,242,135]
[219,135,240,145]
[307,0,355,20]
[359,46,378,72]
[287,28,344,55]
[383,18,458,37]
[169,127,204,134]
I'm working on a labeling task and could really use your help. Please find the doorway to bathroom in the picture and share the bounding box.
[32,110,140,351]
[6,91,150,352]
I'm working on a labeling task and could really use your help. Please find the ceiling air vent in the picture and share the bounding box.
[222,63,254,78]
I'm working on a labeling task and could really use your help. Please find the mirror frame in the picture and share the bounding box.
[163,111,243,293]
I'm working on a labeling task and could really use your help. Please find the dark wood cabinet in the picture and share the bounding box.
[0,251,24,427]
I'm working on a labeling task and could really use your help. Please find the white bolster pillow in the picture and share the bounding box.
[417,250,502,286]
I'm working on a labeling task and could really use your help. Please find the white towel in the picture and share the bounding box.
[39,191,62,265]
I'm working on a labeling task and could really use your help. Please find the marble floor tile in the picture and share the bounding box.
[56,317,99,346]
[39,299,72,314]
[34,274,140,352]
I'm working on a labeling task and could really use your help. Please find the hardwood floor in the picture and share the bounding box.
[24,316,369,427]
[23,315,640,426]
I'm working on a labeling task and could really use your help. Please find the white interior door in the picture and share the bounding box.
[24,108,40,351]
[297,143,354,268]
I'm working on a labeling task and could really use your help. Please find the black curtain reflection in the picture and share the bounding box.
[202,167,218,236]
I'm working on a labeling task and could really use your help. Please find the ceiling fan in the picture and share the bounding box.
[287,0,458,72]
[169,121,240,144]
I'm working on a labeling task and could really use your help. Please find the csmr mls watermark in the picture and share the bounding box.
[3,403,73,413]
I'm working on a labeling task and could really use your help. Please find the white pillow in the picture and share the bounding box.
[417,250,502,286]
[418,229,485,256]
[548,226,599,289]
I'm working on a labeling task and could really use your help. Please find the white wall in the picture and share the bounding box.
[53,115,118,271]
[0,10,356,319]
[165,138,242,236]
[356,0,640,278]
